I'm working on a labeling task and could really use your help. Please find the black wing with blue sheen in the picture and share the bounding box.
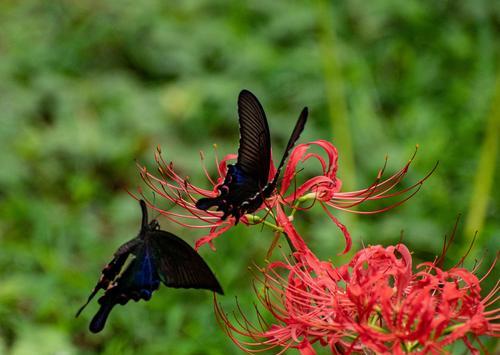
[88,242,161,333]
[75,237,140,320]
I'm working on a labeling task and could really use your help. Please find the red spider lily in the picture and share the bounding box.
[281,141,436,215]
[137,141,432,252]
[136,145,238,250]
[215,244,499,354]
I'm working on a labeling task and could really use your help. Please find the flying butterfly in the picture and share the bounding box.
[196,89,308,223]
[76,200,223,333]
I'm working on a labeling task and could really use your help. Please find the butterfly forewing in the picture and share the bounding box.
[269,107,308,189]
[148,230,223,294]
[237,89,271,186]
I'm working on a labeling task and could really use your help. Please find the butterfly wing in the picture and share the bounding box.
[268,106,308,190]
[195,90,269,216]
[148,230,223,294]
[88,243,161,333]
[88,294,116,333]
[75,237,141,318]
[236,89,271,186]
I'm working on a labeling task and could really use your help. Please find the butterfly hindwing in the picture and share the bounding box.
[268,106,308,189]
[88,294,116,333]
[148,230,224,294]
[88,243,161,333]
[75,237,140,318]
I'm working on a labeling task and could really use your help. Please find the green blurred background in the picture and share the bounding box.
[0,1,498,354]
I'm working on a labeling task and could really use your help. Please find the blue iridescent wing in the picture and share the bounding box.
[88,243,161,333]
[148,230,223,294]
[77,200,221,333]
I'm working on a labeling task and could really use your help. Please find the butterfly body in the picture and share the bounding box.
[196,90,308,223]
[77,200,223,333]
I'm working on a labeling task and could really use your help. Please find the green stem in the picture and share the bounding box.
[289,199,304,218]
[316,0,357,190]
[367,323,388,334]
[245,214,284,232]
[441,323,466,335]
[464,72,499,247]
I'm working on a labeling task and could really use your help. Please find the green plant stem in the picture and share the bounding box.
[245,214,283,232]
[464,73,499,245]
[316,0,357,190]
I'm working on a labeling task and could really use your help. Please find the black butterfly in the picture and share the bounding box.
[76,200,223,333]
[196,89,308,223]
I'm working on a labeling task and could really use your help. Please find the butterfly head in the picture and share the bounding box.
[139,200,162,236]
[148,219,160,231]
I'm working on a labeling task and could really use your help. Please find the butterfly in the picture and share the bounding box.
[196,89,308,223]
[76,200,223,333]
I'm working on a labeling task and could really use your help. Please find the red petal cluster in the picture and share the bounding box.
[215,244,499,354]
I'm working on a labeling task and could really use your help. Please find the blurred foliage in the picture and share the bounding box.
[0,0,498,354]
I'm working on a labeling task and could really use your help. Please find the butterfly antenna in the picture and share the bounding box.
[261,190,278,222]
[143,197,181,227]
[290,169,320,212]
[275,167,305,209]
[291,167,300,204]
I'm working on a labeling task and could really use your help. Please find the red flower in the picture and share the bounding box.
[137,146,236,250]
[138,141,432,252]
[281,141,436,214]
[215,244,498,354]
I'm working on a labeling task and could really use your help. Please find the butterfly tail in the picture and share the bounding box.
[88,298,117,333]
[75,288,100,318]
